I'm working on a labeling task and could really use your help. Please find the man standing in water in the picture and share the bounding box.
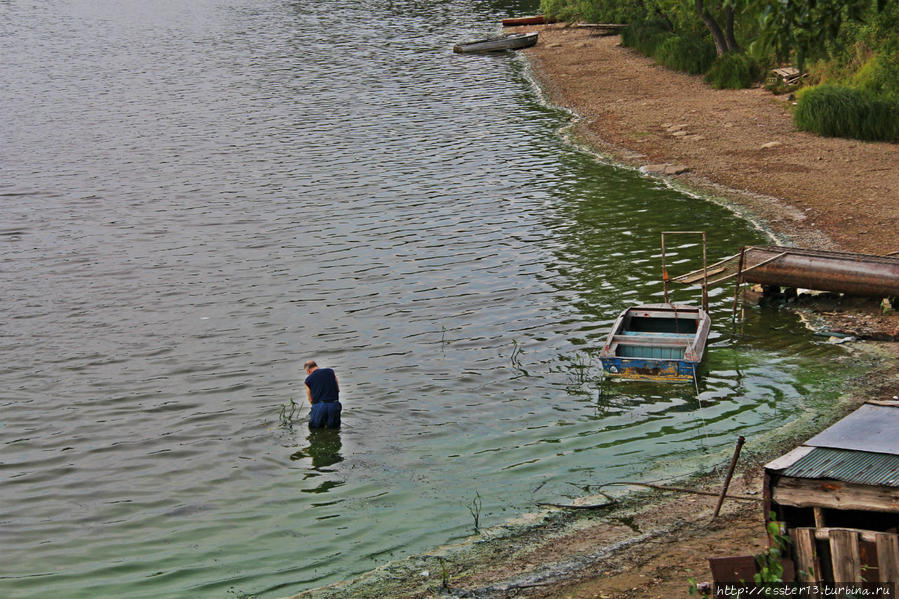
[303,360,341,429]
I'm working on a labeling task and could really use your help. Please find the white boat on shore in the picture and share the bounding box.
[453,32,538,54]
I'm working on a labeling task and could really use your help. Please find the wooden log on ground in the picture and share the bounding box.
[574,23,629,36]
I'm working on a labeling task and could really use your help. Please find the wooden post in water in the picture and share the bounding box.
[731,247,746,322]
[712,435,745,519]
[661,233,669,304]
[701,231,708,313]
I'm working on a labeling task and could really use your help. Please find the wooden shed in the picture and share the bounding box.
[764,399,899,586]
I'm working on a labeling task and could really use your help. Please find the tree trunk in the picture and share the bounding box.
[696,0,729,55]
[724,5,740,52]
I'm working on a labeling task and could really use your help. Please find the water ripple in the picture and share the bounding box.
[0,1,852,598]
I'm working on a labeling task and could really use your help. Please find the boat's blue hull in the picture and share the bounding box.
[598,303,710,383]
[599,356,698,382]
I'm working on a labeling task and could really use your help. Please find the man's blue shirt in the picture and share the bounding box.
[305,368,339,404]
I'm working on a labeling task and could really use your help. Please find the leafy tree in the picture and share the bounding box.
[542,0,897,88]
[695,0,742,55]
[755,0,884,69]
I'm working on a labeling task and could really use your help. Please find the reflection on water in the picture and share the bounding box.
[0,0,855,598]
[291,429,344,471]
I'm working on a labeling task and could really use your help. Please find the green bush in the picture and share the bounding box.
[853,51,899,99]
[540,0,579,23]
[576,0,642,24]
[653,35,716,75]
[794,84,899,142]
[705,52,761,89]
[620,21,673,57]
[540,0,648,25]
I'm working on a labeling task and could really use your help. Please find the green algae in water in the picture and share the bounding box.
[0,2,875,599]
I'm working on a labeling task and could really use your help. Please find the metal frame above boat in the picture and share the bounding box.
[599,232,712,385]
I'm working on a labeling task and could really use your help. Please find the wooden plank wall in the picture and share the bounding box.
[878,533,899,585]
[791,528,899,590]
[791,528,822,598]
[829,529,861,582]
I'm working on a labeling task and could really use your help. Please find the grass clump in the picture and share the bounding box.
[705,52,761,89]
[620,21,673,57]
[794,84,899,142]
[653,35,716,75]
[764,74,801,95]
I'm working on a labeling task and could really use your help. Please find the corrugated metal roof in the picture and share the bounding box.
[764,446,815,472]
[804,403,899,455]
[780,447,899,487]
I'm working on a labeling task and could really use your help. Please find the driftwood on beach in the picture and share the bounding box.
[599,481,762,502]
[574,23,628,35]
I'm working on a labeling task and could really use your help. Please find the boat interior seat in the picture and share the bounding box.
[611,335,691,346]
[618,331,694,338]
[615,343,686,359]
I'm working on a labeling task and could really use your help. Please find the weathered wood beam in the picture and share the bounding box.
[814,507,825,529]
[772,477,899,512]
[810,527,889,543]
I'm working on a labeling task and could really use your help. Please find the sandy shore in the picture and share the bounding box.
[518,24,899,343]
[521,25,898,256]
[286,26,899,599]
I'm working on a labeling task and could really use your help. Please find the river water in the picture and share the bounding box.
[0,1,852,598]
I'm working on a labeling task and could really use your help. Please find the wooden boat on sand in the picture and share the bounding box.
[453,32,538,54]
[599,303,711,382]
[501,15,546,26]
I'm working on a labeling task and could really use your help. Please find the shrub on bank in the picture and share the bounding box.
[705,52,761,89]
[540,0,650,26]
[794,84,899,142]
[620,21,673,57]
[539,0,579,24]
[852,50,899,99]
[653,35,716,75]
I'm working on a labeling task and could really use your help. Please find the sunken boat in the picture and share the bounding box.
[599,303,711,382]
